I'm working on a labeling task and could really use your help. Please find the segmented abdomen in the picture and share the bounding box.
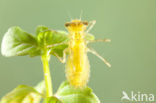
[65,42,90,88]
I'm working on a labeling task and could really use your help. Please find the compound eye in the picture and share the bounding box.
[65,23,70,27]
[83,21,88,25]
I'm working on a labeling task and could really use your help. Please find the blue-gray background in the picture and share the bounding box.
[0,0,156,102]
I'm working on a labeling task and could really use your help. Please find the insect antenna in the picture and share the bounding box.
[67,11,73,21]
[79,10,83,20]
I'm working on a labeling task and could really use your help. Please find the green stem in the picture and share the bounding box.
[41,51,53,97]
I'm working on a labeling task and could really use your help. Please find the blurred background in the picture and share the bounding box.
[0,0,156,102]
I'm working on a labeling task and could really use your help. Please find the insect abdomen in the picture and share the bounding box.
[65,42,90,87]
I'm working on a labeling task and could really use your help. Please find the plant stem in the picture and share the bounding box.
[41,51,53,97]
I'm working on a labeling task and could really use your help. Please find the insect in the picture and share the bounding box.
[51,19,111,88]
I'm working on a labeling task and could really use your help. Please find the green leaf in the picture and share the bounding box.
[22,81,46,103]
[34,80,46,95]
[37,30,68,57]
[36,26,49,35]
[37,30,68,46]
[55,81,100,103]
[50,44,68,57]
[1,26,40,57]
[43,97,62,103]
[0,81,45,103]
[0,85,39,103]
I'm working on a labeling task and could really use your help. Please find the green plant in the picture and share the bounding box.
[0,25,102,103]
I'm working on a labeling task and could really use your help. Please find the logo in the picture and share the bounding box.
[121,91,154,102]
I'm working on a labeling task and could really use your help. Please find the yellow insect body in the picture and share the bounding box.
[65,20,90,87]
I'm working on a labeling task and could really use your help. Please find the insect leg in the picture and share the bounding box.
[87,48,111,67]
[87,38,111,44]
[86,20,96,33]
[53,48,68,64]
